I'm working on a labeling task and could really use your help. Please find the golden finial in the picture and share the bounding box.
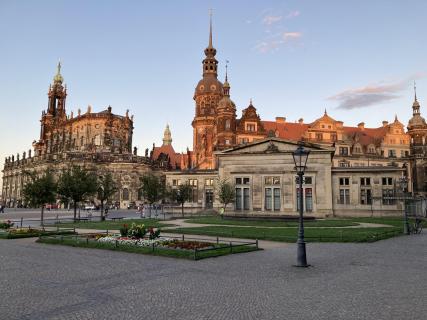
[53,59,64,83]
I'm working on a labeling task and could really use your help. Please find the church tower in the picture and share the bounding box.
[192,12,224,169]
[215,64,237,149]
[47,61,67,120]
[407,83,427,194]
[163,124,172,146]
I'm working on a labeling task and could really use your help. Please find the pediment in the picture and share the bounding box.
[218,138,333,155]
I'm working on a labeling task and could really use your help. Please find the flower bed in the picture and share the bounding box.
[37,232,260,260]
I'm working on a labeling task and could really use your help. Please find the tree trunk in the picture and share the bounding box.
[73,202,77,222]
[40,206,44,226]
[100,200,105,221]
[181,203,184,218]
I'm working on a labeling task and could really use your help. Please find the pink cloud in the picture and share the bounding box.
[286,10,300,19]
[263,15,282,25]
[283,32,302,40]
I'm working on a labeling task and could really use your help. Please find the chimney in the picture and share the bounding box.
[382,121,388,127]
[275,117,286,123]
[357,122,365,130]
[298,118,304,124]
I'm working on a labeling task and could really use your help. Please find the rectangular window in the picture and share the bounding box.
[235,188,242,210]
[360,188,372,205]
[305,188,313,212]
[339,147,349,156]
[388,150,396,158]
[382,177,393,185]
[243,188,250,210]
[360,177,371,186]
[205,179,214,186]
[265,188,272,211]
[339,177,350,185]
[246,123,256,132]
[273,188,281,211]
[339,189,350,205]
[315,133,323,141]
[382,189,395,205]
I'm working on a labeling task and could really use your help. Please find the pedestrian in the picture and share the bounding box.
[141,204,145,218]
[0,204,4,213]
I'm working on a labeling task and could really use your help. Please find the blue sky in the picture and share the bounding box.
[0,0,426,180]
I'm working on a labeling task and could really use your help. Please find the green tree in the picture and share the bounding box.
[217,179,236,216]
[171,183,193,218]
[22,169,57,226]
[57,166,98,221]
[139,174,165,215]
[97,172,118,221]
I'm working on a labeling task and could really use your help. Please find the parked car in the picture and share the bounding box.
[84,204,96,210]
[46,203,59,210]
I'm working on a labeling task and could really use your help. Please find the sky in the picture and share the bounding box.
[0,0,426,187]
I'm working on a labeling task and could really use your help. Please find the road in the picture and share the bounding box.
[0,230,426,319]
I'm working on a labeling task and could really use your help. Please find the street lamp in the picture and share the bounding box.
[292,142,310,267]
[398,177,410,235]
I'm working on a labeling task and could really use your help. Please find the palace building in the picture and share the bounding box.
[2,17,427,217]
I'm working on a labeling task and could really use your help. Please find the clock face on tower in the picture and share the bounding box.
[210,84,216,91]
[199,85,205,92]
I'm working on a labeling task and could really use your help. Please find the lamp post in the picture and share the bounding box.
[292,142,310,267]
[398,177,410,235]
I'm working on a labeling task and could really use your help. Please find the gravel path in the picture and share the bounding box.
[1,232,426,320]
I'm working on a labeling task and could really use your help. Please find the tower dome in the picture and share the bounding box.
[408,84,427,130]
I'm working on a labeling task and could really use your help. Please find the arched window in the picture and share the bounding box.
[225,119,230,129]
[122,188,129,201]
[137,188,143,201]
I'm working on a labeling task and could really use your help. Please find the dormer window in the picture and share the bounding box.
[246,123,256,132]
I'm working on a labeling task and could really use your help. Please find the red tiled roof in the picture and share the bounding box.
[152,145,182,169]
[262,121,310,141]
[342,126,387,146]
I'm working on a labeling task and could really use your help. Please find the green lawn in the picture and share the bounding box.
[184,216,359,227]
[0,229,75,239]
[37,236,260,260]
[55,218,172,230]
[168,225,402,243]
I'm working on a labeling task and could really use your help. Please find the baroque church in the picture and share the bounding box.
[2,17,427,217]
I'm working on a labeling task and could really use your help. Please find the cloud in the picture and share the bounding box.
[283,32,302,39]
[286,10,300,19]
[254,31,302,53]
[263,15,282,25]
[328,74,426,109]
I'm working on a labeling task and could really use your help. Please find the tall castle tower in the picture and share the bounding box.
[407,83,427,194]
[192,13,224,169]
[215,64,237,149]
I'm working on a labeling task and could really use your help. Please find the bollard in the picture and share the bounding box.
[20,217,23,228]
[182,234,184,241]
[86,237,89,245]
[216,236,219,244]
[230,242,233,253]
[256,239,258,249]
[115,240,118,248]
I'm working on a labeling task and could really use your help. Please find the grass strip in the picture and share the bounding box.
[55,218,172,230]
[184,216,358,227]
[168,226,403,243]
[0,230,75,239]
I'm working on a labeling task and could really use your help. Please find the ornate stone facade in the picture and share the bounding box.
[2,63,151,208]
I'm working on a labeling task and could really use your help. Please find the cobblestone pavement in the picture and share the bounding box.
[1,233,426,320]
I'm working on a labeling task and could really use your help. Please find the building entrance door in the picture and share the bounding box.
[205,189,213,209]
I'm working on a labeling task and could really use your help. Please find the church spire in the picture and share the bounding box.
[208,8,213,48]
[223,61,230,96]
[203,10,218,77]
[163,124,172,146]
[413,81,421,116]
